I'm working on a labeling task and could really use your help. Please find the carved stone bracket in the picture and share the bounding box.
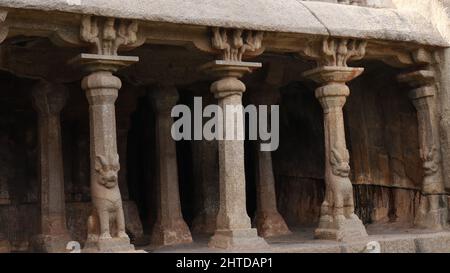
[80,16,144,55]
[300,37,367,67]
[195,27,264,62]
[366,45,434,68]
[55,15,145,55]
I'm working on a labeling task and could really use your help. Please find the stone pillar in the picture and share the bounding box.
[301,38,369,241]
[202,60,268,249]
[192,92,220,235]
[248,88,290,238]
[67,14,144,252]
[398,70,448,230]
[303,66,368,241]
[31,81,71,252]
[253,142,291,238]
[71,54,139,252]
[191,139,220,235]
[149,84,192,246]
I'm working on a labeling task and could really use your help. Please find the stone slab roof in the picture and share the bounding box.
[0,0,447,46]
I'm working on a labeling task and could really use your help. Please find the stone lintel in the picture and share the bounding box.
[303,66,364,84]
[69,53,139,72]
[397,70,435,88]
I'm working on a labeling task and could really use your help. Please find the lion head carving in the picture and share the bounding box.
[94,154,120,189]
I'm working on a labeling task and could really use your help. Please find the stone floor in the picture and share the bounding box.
[140,224,450,253]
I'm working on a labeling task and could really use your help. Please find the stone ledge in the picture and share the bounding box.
[145,229,450,253]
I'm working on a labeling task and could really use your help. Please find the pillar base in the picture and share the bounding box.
[208,228,268,250]
[254,212,292,238]
[83,237,137,253]
[415,209,448,230]
[151,220,193,246]
[415,195,448,230]
[192,212,217,235]
[31,233,71,253]
[315,216,368,242]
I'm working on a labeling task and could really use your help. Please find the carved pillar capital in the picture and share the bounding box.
[301,37,367,68]
[201,60,261,99]
[198,27,264,100]
[32,81,69,116]
[398,70,435,87]
[80,15,144,56]
[209,27,264,62]
[303,66,363,114]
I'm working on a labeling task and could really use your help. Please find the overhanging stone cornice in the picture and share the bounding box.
[0,0,447,48]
